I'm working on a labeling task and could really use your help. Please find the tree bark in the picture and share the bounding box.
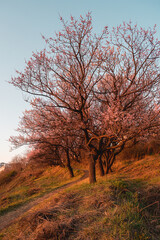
[106,154,115,174]
[89,155,96,183]
[66,149,74,178]
[98,155,104,176]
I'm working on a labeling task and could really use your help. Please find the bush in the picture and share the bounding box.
[120,139,160,160]
[0,170,17,186]
[0,156,26,186]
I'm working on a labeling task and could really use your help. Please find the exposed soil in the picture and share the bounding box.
[0,170,88,232]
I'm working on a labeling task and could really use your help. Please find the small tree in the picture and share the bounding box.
[10,99,84,177]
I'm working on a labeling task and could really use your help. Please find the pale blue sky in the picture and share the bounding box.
[0,0,160,163]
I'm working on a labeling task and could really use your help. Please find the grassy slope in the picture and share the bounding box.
[1,154,160,240]
[0,165,82,215]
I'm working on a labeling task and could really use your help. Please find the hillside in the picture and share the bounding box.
[0,164,83,216]
[0,154,160,239]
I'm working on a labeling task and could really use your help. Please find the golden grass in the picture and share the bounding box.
[0,166,83,215]
[113,154,160,182]
[1,154,160,239]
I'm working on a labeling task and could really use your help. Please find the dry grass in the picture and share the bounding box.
[0,165,82,215]
[1,183,113,240]
[113,154,160,183]
[1,154,160,239]
[0,179,154,239]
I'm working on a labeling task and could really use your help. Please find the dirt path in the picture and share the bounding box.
[0,170,88,231]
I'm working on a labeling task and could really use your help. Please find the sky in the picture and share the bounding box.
[0,0,160,163]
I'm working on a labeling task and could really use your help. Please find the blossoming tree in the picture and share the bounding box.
[10,14,160,183]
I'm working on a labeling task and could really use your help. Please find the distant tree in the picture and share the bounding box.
[10,14,160,183]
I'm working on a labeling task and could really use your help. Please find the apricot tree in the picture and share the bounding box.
[10,14,160,183]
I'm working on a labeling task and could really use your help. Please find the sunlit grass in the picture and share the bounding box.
[0,166,83,215]
[1,155,160,239]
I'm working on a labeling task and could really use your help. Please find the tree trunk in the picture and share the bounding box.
[106,154,115,174]
[106,165,109,174]
[109,155,115,172]
[98,155,104,176]
[89,155,96,183]
[66,149,74,178]
[105,152,111,174]
[67,165,74,178]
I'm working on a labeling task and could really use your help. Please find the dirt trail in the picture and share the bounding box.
[0,169,88,231]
